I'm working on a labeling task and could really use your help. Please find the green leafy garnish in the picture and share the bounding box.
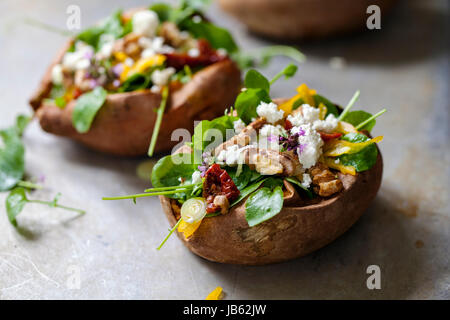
[118,73,151,93]
[338,90,360,121]
[284,177,313,199]
[226,165,253,190]
[355,109,386,130]
[0,127,25,192]
[182,20,238,53]
[342,110,376,132]
[148,86,169,157]
[235,88,271,124]
[244,70,270,92]
[337,133,378,172]
[151,155,196,189]
[76,10,130,50]
[245,186,284,227]
[6,187,85,228]
[72,86,108,133]
[230,178,267,207]
[269,63,298,85]
[313,95,339,117]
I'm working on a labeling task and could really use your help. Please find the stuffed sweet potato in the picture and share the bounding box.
[30,3,241,156]
[218,0,398,40]
[104,66,385,265]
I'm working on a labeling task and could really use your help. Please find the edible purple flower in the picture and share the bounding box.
[112,63,124,76]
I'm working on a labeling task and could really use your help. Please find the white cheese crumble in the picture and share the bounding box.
[191,171,202,184]
[313,114,339,133]
[51,64,64,85]
[216,145,248,166]
[301,173,312,188]
[140,37,175,58]
[233,119,246,134]
[188,48,200,57]
[287,104,338,133]
[62,44,93,71]
[132,10,159,38]
[151,67,176,86]
[292,124,324,169]
[256,102,284,124]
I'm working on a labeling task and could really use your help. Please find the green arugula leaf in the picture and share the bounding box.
[341,110,376,132]
[262,177,284,190]
[235,88,271,124]
[244,69,270,92]
[245,186,284,227]
[5,187,28,227]
[72,87,108,133]
[0,128,25,192]
[337,133,378,172]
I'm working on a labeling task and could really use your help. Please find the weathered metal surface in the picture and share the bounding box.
[0,0,448,299]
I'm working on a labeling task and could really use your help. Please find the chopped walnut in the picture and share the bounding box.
[308,163,343,197]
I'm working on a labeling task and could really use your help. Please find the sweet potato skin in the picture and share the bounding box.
[33,59,240,156]
[218,0,397,40]
[160,149,383,265]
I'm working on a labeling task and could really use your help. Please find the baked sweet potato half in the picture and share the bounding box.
[160,149,382,265]
[29,4,241,156]
[104,66,386,265]
[218,0,398,40]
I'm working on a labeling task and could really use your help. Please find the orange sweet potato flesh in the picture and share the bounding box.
[159,146,383,265]
[30,45,241,156]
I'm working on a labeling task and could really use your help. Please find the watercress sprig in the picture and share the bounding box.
[6,188,85,228]
[148,86,169,157]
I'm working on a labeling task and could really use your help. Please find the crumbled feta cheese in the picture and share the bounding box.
[313,114,339,133]
[150,85,161,93]
[288,104,338,133]
[256,102,284,124]
[188,48,200,57]
[132,10,159,38]
[301,173,312,188]
[334,158,340,164]
[151,67,176,86]
[217,48,228,57]
[191,171,202,184]
[216,145,250,166]
[124,58,134,67]
[294,124,323,169]
[140,37,174,58]
[62,44,94,71]
[259,124,286,138]
[51,64,64,85]
[287,104,319,127]
[233,119,246,134]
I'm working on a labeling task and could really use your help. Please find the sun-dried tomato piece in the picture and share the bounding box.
[163,39,226,70]
[203,164,240,213]
[318,131,343,142]
[284,119,293,131]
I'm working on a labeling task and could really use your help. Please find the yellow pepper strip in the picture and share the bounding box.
[177,218,202,239]
[322,157,356,175]
[206,287,224,300]
[318,103,327,120]
[324,136,383,157]
[120,54,166,82]
[278,83,317,114]
[336,121,358,134]
[114,51,128,62]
